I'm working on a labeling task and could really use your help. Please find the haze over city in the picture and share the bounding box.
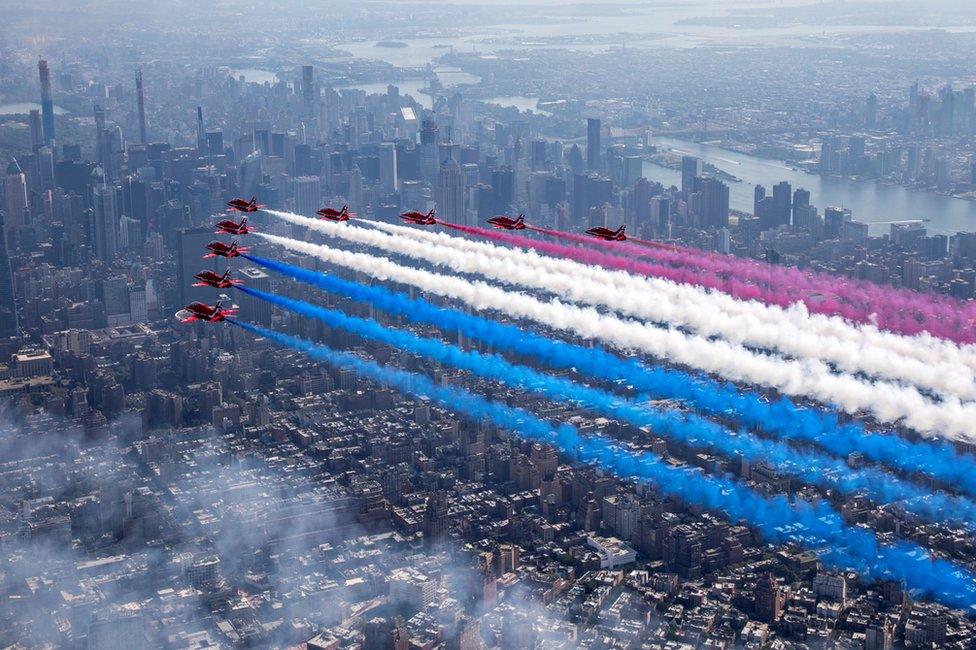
[2,1,976,648]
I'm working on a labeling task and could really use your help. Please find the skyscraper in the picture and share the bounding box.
[698,177,730,228]
[0,211,17,338]
[681,156,702,195]
[196,107,206,153]
[649,196,671,233]
[348,164,364,213]
[865,93,878,129]
[92,178,118,262]
[292,176,320,216]
[435,156,464,224]
[135,69,147,144]
[792,188,811,225]
[28,110,43,150]
[754,572,785,622]
[94,105,115,180]
[4,159,29,230]
[771,181,793,228]
[490,167,515,215]
[302,65,315,109]
[753,184,766,215]
[38,59,55,144]
[237,267,273,326]
[586,117,602,171]
[572,172,613,221]
[379,142,398,195]
[824,206,852,239]
[301,65,317,140]
[419,118,439,182]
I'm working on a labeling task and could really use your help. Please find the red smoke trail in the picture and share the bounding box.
[442,221,976,343]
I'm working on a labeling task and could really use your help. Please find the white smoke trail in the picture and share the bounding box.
[266,210,976,401]
[255,230,976,442]
[365,218,976,390]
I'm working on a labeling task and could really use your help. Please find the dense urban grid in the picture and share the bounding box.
[2,1,976,648]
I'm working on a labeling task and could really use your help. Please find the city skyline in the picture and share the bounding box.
[1,1,976,648]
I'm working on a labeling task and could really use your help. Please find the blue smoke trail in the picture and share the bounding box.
[227,318,976,610]
[237,283,976,530]
[242,254,976,497]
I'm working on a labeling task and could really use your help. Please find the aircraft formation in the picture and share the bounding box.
[177,198,976,610]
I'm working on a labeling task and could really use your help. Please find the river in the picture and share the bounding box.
[643,137,976,236]
[0,102,68,116]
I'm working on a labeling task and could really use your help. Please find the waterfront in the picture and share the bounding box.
[0,102,68,115]
[643,137,976,236]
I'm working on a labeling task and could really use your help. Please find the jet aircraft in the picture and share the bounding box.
[585,224,627,241]
[178,300,238,323]
[317,205,355,221]
[400,209,438,225]
[226,197,264,213]
[192,269,241,289]
[204,240,249,258]
[487,214,526,230]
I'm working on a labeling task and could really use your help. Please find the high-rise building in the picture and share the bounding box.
[586,117,602,171]
[92,180,118,262]
[490,167,515,215]
[629,177,653,228]
[301,65,317,140]
[28,110,43,149]
[865,620,893,650]
[38,59,55,143]
[379,142,398,195]
[649,196,671,233]
[435,156,464,224]
[824,206,852,239]
[865,93,878,129]
[196,107,206,153]
[292,175,320,216]
[302,65,314,103]
[135,69,147,144]
[754,572,785,622]
[102,276,131,326]
[4,159,29,230]
[792,188,810,225]
[94,105,116,181]
[567,143,584,175]
[681,156,702,195]
[771,181,792,228]
[237,267,273,326]
[572,172,613,221]
[205,131,223,159]
[753,184,766,215]
[820,139,834,173]
[348,165,364,214]
[419,118,439,182]
[623,155,643,187]
[698,177,730,228]
[793,203,819,234]
[0,211,17,338]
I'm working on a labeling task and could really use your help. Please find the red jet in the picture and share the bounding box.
[400,208,437,225]
[204,240,249,259]
[226,196,264,213]
[317,205,355,222]
[586,224,627,241]
[487,214,526,230]
[179,300,238,324]
[215,216,254,236]
[192,269,242,289]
